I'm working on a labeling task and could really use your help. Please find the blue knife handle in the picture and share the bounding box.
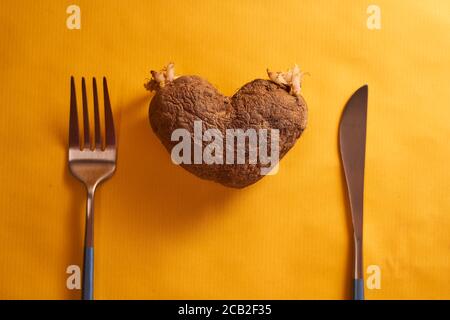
[353,278,364,300]
[82,246,94,300]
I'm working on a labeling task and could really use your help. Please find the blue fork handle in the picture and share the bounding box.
[353,278,364,300]
[82,246,94,300]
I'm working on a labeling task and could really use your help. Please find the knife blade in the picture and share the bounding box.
[339,85,368,300]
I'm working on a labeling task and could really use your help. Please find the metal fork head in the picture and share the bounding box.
[68,77,117,191]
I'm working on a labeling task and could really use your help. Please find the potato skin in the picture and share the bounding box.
[149,75,307,188]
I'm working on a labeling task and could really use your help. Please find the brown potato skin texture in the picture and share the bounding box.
[149,75,307,188]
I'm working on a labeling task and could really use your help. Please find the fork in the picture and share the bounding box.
[68,77,117,300]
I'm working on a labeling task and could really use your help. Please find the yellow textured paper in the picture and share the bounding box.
[0,0,449,299]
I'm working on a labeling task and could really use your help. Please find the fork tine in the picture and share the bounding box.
[103,77,116,147]
[69,77,80,148]
[92,78,102,149]
[81,77,90,149]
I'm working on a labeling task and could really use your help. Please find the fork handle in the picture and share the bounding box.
[82,188,95,300]
[83,246,94,300]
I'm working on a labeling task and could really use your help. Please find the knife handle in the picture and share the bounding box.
[353,278,364,300]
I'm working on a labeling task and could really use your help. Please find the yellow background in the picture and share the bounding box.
[0,0,449,299]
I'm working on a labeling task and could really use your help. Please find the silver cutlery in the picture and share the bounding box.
[68,77,117,300]
[339,85,368,300]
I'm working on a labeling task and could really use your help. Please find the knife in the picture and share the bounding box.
[339,85,368,300]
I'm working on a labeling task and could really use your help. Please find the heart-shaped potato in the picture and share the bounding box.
[146,64,308,188]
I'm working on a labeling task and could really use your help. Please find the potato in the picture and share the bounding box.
[146,64,308,188]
